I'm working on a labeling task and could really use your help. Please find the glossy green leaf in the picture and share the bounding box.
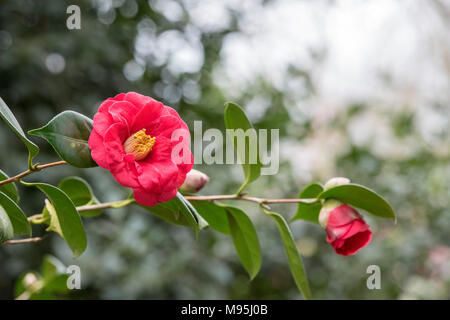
[139,199,190,227]
[291,183,323,223]
[191,201,230,234]
[0,206,14,244]
[0,169,19,203]
[318,184,395,219]
[0,97,39,168]
[224,102,262,193]
[225,206,262,280]
[177,193,201,232]
[139,192,199,236]
[28,111,96,168]
[0,191,31,235]
[25,182,87,257]
[264,209,311,300]
[58,177,101,217]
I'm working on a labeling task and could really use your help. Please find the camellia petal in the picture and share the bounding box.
[136,160,179,192]
[133,186,178,207]
[130,100,165,133]
[89,92,193,206]
[103,123,141,188]
[93,104,115,136]
[124,91,155,108]
[321,203,373,256]
[88,130,109,169]
[327,204,361,227]
[108,101,142,134]
[333,230,372,256]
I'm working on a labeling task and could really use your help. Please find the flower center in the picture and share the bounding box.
[123,129,156,161]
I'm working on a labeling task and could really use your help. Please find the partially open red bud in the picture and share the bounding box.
[319,199,342,228]
[179,169,209,193]
[319,199,372,256]
[324,177,351,190]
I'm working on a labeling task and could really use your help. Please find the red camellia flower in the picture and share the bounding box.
[88,92,193,206]
[319,199,372,256]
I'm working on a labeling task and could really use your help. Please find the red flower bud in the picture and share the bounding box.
[319,200,372,256]
[180,169,209,193]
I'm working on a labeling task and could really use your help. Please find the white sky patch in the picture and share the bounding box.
[149,0,184,22]
[182,0,231,33]
[195,0,450,180]
[211,0,450,167]
[134,26,204,74]
[216,0,449,106]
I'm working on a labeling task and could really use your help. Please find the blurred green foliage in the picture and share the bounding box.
[0,0,449,299]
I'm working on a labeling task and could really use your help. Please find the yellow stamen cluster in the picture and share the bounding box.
[123,129,156,161]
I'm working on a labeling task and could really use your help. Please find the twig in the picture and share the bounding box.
[77,199,135,212]
[2,235,48,246]
[74,195,318,213]
[184,194,318,205]
[6,195,318,246]
[0,161,67,186]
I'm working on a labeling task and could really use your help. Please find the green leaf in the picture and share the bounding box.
[264,209,311,300]
[176,193,201,233]
[41,255,69,293]
[0,169,19,203]
[291,183,323,223]
[224,102,262,194]
[0,97,39,168]
[41,255,66,281]
[139,200,190,227]
[318,183,395,219]
[0,191,31,235]
[191,201,230,234]
[192,201,262,278]
[44,200,63,238]
[225,206,262,280]
[139,192,199,236]
[58,176,101,217]
[0,206,14,244]
[24,182,87,257]
[28,111,96,168]
[42,274,69,294]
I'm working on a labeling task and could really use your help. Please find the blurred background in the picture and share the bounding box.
[0,0,449,299]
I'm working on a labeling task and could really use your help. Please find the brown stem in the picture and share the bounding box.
[0,161,67,186]
[184,194,318,205]
[7,195,318,246]
[71,195,318,214]
[76,200,133,212]
[2,236,48,246]
[75,195,318,213]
